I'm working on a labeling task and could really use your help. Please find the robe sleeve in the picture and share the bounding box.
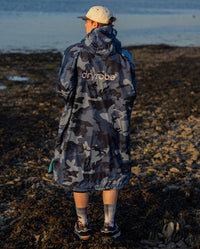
[122,48,137,99]
[55,47,79,102]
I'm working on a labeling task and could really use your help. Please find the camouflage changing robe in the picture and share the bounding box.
[53,26,136,192]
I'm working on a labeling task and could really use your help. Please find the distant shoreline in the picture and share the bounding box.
[1,10,199,52]
[1,44,200,55]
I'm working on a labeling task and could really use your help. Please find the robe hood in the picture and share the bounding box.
[81,26,122,56]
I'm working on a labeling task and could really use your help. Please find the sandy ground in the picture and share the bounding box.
[0,45,200,248]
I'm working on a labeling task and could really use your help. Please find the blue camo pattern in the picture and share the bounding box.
[53,26,136,192]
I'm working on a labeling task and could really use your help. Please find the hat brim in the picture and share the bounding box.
[77,15,116,24]
[77,16,89,21]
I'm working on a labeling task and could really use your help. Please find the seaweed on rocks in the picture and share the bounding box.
[0,46,200,248]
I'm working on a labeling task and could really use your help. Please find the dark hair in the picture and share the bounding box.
[92,17,116,28]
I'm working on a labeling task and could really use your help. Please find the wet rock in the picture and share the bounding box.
[176,240,188,248]
[141,239,158,247]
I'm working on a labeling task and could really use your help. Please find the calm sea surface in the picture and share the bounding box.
[0,0,200,52]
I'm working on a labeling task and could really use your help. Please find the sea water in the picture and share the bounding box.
[0,0,200,52]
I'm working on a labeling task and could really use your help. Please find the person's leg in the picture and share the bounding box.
[73,192,91,240]
[101,189,120,238]
[103,190,118,227]
[74,192,89,225]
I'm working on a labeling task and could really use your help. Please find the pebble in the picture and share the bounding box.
[166,242,176,248]
[176,240,187,248]
[141,240,158,247]
[169,168,179,173]
[131,115,200,185]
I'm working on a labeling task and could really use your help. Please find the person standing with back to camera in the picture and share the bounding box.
[53,6,137,240]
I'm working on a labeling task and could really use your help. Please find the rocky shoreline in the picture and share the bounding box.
[0,45,200,248]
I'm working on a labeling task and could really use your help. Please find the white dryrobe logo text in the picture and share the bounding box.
[82,72,118,81]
